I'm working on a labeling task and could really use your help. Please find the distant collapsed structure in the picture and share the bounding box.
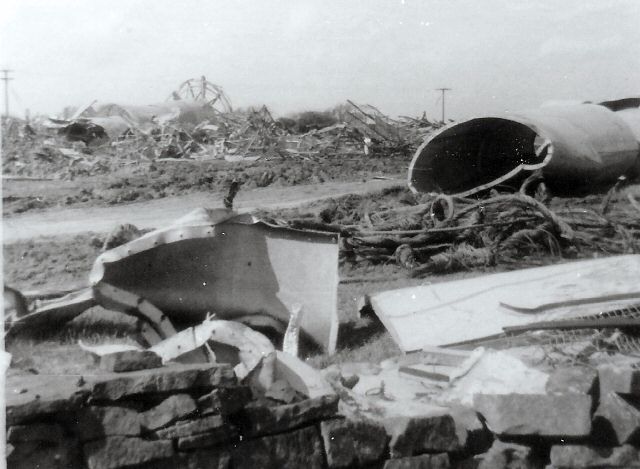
[47,76,232,144]
[409,98,640,197]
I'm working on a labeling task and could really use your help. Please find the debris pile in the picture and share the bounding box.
[286,100,439,159]
[9,347,640,468]
[268,185,640,274]
[322,346,640,468]
[2,96,437,181]
[1,117,116,180]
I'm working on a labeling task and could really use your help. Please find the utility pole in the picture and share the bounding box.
[435,87,451,123]
[2,69,14,118]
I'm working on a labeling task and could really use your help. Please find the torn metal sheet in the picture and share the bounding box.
[78,318,274,379]
[369,255,640,352]
[79,340,141,356]
[408,101,640,197]
[89,208,340,353]
[150,318,275,378]
[90,100,221,126]
[86,116,131,139]
[6,288,95,334]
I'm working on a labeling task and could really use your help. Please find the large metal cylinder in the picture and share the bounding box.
[408,102,640,196]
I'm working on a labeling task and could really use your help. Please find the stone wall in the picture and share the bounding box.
[6,362,640,468]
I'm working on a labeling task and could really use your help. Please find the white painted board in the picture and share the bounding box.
[370,255,640,352]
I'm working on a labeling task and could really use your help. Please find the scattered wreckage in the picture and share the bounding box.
[3,82,440,182]
[5,94,640,468]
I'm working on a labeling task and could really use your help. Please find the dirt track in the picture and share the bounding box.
[2,178,403,242]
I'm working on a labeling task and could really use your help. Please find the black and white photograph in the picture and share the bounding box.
[2,1,640,468]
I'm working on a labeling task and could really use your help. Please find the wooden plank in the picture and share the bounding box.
[399,364,451,382]
[504,314,640,333]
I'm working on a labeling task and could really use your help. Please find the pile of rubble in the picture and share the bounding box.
[2,84,439,180]
[7,345,640,468]
[268,184,640,274]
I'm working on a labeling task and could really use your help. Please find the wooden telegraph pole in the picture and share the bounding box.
[435,87,451,123]
[1,69,13,118]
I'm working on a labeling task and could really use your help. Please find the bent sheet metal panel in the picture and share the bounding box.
[370,255,640,352]
[90,214,340,353]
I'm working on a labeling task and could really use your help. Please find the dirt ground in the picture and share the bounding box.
[2,153,410,216]
[0,178,479,372]
[2,178,404,242]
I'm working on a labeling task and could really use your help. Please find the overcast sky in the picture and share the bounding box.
[1,0,639,120]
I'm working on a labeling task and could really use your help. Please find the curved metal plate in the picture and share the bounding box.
[90,212,340,353]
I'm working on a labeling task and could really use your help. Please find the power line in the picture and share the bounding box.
[2,69,14,118]
[435,87,451,123]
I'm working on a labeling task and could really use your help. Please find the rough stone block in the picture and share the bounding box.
[382,453,450,469]
[83,436,174,469]
[6,374,90,425]
[454,456,482,469]
[90,363,236,401]
[197,386,252,416]
[155,414,226,439]
[546,366,598,395]
[239,394,338,438]
[137,448,231,469]
[232,425,325,469]
[320,418,389,468]
[599,364,640,397]
[550,444,640,468]
[177,428,234,450]
[7,422,65,443]
[7,439,82,469]
[383,409,490,458]
[476,440,543,469]
[473,393,591,437]
[593,392,640,445]
[77,406,141,441]
[141,393,196,430]
[172,449,231,469]
[99,350,162,372]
